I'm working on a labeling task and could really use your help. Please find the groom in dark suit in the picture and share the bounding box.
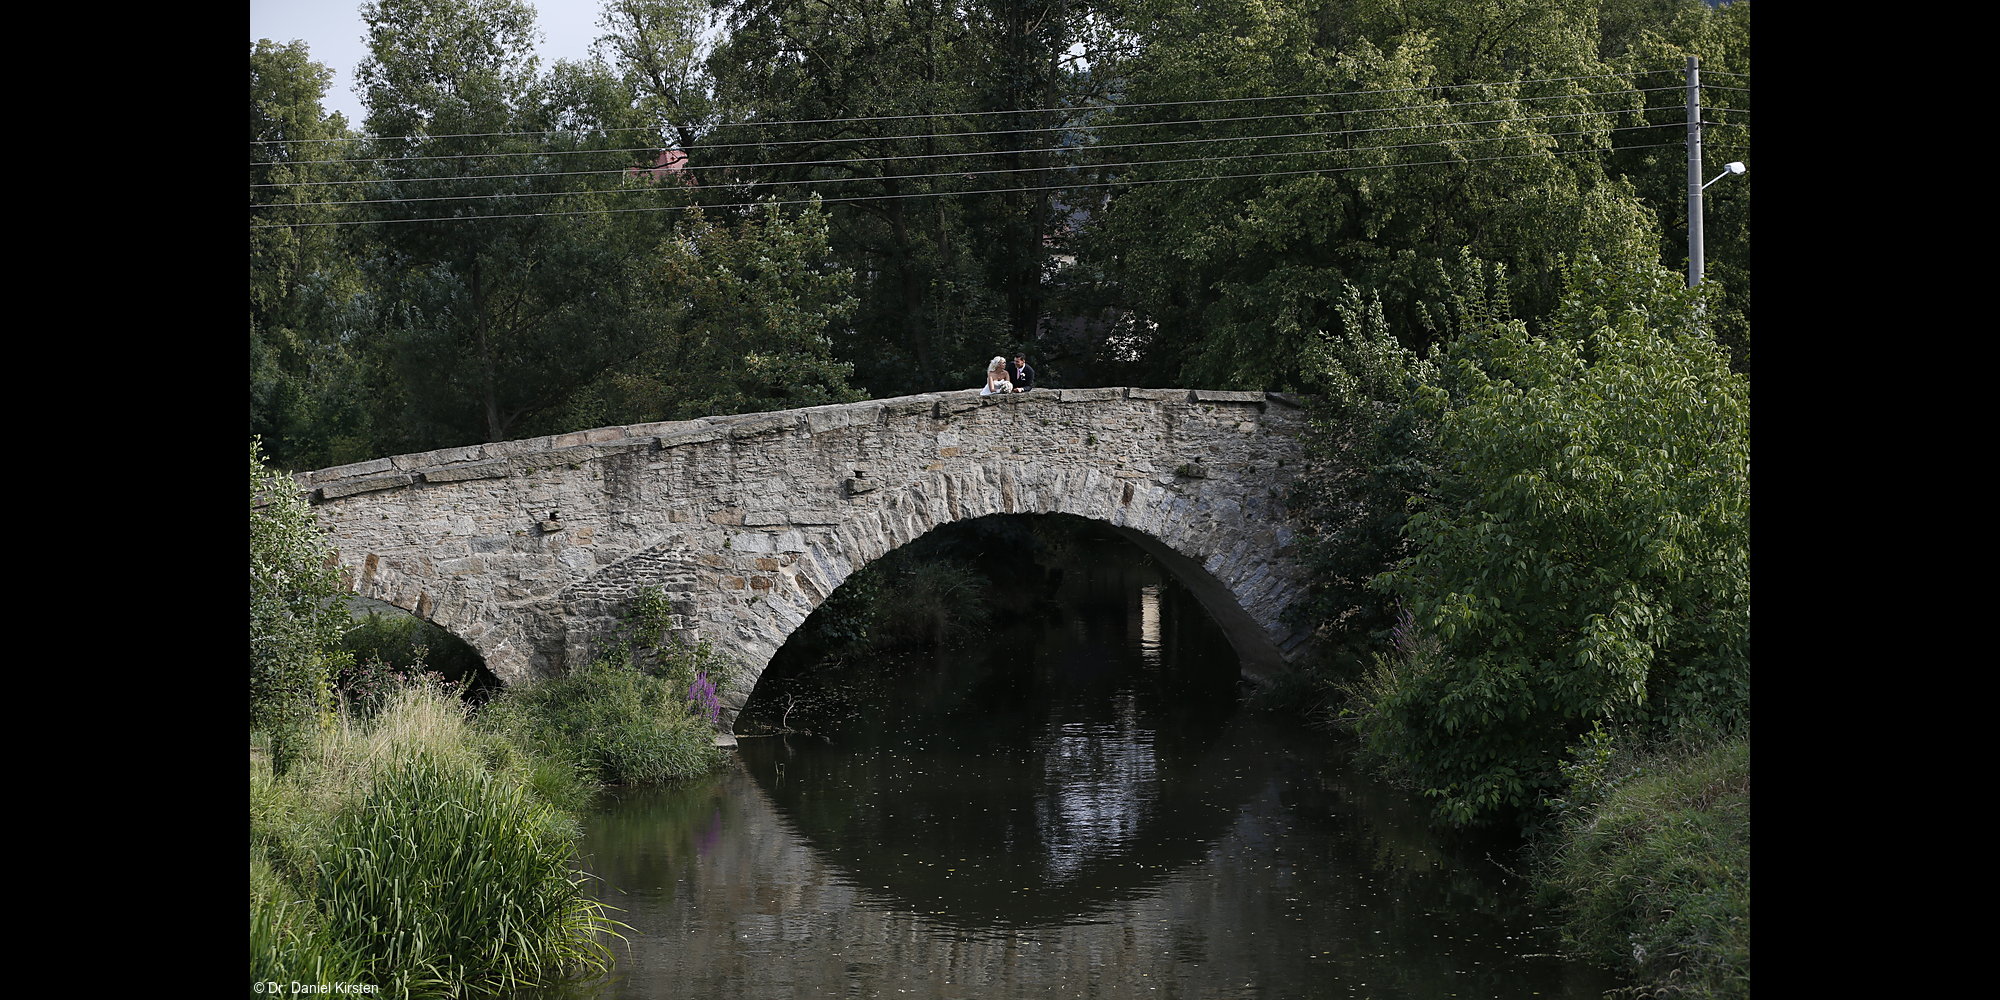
[1010,354,1035,392]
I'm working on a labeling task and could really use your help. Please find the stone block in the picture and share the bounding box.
[806,402,883,434]
[935,395,982,417]
[319,473,414,500]
[311,457,394,484]
[1125,388,1193,401]
[422,461,510,483]
[883,397,939,418]
[1056,387,1121,402]
[659,427,726,449]
[1193,389,1266,405]
[728,414,797,438]
[394,445,483,471]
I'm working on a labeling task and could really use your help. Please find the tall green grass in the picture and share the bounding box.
[1539,730,1751,998]
[315,753,609,995]
[251,679,614,997]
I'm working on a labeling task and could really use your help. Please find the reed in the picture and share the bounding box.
[314,752,614,995]
[251,679,614,998]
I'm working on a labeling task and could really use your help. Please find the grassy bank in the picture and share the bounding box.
[250,680,612,996]
[251,654,728,997]
[1538,730,1751,998]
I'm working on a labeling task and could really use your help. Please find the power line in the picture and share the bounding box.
[250,142,1686,229]
[255,117,1676,211]
[257,69,1684,147]
[252,85,1699,171]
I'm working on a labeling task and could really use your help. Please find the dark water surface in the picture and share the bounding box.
[540,551,1619,999]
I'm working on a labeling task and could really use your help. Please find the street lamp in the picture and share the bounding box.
[1703,161,1747,191]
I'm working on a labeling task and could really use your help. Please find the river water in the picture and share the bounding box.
[536,541,1619,999]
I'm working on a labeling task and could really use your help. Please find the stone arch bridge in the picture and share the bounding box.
[302,388,1316,724]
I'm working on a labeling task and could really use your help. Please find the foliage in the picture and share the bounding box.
[339,610,490,690]
[1081,0,1663,392]
[251,894,370,992]
[704,0,1127,395]
[251,678,608,997]
[251,40,377,471]
[478,583,727,786]
[1288,273,1454,651]
[480,656,724,785]
[250,439,351,775]
[578,200,865,424]
[1353,254,1749,826]
[314,752,611,994]
[595,0,719,149]
[1538,729,1751,998]
[252,0,1744,472]
[1601,0,1753,373]
[355,0,692,448]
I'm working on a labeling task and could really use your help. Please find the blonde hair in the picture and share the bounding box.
[988,356,1007,373]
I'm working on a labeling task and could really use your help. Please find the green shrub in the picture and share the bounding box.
[314,752,613,995]
[1332,257,1749,826]
[1540,732,1751,998]
[250,439,351,775]
[480,657,723,785]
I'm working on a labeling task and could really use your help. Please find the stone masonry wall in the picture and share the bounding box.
[302,388,1314,727]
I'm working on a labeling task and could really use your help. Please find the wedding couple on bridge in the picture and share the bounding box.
[980,353,1035,396]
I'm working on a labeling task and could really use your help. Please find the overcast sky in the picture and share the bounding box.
[249,1,612,130]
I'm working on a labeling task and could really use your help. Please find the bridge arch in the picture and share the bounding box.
[303,388,1316,727]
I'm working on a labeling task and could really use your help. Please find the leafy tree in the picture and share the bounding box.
[250,440,352,775]
[1346,255,1749,826]
[1081,0,1660,392]
[595,0,720,150]
[704,0,1126,394]
[357,0,684,448]
[569,199,865,423]
[251,40,377,470]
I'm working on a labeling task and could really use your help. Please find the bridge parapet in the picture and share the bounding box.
[305,388,1316,722]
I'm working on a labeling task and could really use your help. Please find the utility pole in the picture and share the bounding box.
[1687,55,1704,287]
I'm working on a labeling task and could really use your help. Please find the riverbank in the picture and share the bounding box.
[1538,730,1751,998]
[250,666,728,997]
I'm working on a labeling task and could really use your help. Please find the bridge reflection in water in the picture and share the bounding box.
[536,553,1616,999]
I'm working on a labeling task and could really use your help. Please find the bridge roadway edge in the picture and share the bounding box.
[300,388,1319,728]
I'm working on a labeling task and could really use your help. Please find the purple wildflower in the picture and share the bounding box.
[689,670,721,724]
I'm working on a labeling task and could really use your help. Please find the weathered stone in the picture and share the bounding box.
[658,426,726,449]
[308,388,1314,720]
[319,473,413,500]
[934,395,983,417]
[1193,390,1266,404]
[806,403,883,434]
[727,414,797,438]
[422,461,511,483]
[1056,387,1121,402]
